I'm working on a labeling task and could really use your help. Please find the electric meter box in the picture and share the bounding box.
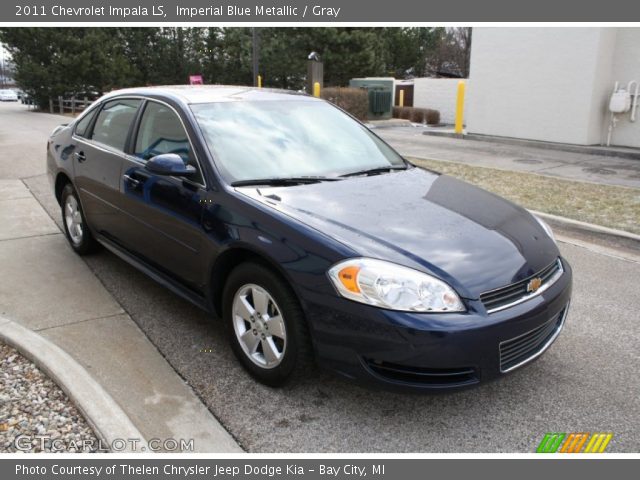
[610,90,631,113]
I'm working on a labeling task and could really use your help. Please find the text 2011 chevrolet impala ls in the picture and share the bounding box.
[47,86,572,390]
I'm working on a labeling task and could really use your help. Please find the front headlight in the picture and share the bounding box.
[328,258,465,313]
[533,215,557,245]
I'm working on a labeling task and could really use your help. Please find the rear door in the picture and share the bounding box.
[115,99,207,289]
[72,98,141,241]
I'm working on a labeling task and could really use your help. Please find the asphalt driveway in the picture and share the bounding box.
[375,126,640,189]
[3,101,639,452]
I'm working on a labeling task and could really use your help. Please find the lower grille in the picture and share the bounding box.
[499,305,568,372]
[364,359,478,387]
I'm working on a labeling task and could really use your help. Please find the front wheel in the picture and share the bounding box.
[223,262,314,387]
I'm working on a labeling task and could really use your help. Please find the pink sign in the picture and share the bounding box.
[189,75,203,85]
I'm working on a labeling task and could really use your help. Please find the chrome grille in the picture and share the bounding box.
[480,259,563,313]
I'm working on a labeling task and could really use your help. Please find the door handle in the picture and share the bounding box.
[123,174,141,187]
[74,151,86,163]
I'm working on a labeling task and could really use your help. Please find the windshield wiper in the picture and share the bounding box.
[340,165,408,178]
[231,176,341,187]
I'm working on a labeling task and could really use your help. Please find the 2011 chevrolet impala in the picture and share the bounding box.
[46,86,572,390]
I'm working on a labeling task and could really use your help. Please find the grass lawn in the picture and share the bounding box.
[409,157,640,235]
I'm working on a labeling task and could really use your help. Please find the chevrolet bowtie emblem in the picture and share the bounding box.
[527,277,543,293]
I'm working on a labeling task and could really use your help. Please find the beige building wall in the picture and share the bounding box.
[467,27,640,148]
[412,78,469,124]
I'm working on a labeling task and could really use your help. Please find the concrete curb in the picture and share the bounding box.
[0,316,148,452]
[367,119,413,128]
[530,210,640,246]
[367,120,449,129]
[422,130,640,160]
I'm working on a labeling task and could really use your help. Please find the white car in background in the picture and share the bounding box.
[0,89,19,101]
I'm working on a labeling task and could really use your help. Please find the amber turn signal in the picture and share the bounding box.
[338,266,361,293]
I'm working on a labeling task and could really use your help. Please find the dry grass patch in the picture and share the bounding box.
[409,157,640,235]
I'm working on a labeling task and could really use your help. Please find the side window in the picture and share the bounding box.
[134,101,203,183]
[74,108,98,138]
[91,99,141,151]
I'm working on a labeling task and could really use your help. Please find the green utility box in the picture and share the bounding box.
[349,77,395,120]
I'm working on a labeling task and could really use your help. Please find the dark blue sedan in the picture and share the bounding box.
[46,86,572,391]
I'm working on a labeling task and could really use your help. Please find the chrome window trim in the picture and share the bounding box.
[484,258,564,314]
[499,303,569,373]
[71,95,207,188]
[73,135,126,158]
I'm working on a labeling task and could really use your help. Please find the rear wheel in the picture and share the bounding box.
[223,262,314,386]
[60,184,98,255]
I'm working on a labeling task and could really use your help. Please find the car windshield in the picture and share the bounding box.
[191,100,405,183]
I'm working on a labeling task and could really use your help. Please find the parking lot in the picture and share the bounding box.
[2,101,639,452]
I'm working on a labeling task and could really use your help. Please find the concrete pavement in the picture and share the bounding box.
[376,126,640,189]
[0,103,241,453]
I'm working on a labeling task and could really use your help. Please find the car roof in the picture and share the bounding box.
[102,85,318,105]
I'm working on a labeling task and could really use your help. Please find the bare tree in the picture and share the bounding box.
[425,27,472,78]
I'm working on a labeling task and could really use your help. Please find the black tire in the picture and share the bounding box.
[60,183,99,255]
[223,262,314,387]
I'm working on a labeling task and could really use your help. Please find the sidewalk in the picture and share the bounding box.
[376,126,640,189]
[0,178,241,453]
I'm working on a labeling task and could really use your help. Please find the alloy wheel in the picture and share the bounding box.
[232,284,287,369]
[64,195,83,245]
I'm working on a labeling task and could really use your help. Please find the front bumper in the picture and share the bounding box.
[302,257,573,391]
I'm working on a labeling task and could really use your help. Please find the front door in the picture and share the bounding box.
[115,100,207,290]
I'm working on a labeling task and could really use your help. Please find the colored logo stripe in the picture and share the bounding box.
[559,433,589,453]
[537,433,613,453]
[584,433,613,453]
[537,433,566,453]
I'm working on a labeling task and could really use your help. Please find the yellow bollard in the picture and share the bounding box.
[313,82,321,98]
[454,80,466,134]
[257,75,262,88]
[399,89,404,108]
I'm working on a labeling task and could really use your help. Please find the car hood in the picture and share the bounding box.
[237,167,559,299]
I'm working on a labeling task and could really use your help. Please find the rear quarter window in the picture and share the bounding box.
[74,108,98,138]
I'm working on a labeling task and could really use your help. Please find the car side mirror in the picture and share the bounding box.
[145,153,196,176]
